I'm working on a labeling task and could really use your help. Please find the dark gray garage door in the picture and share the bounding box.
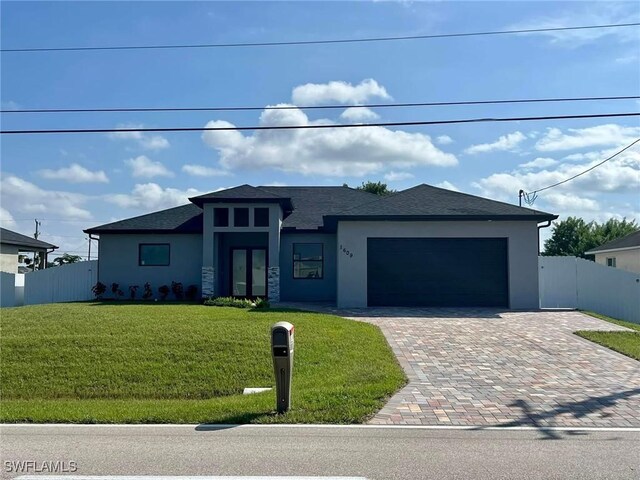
[367,238,508,307]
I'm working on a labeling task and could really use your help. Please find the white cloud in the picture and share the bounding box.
[105,183,204,210]
[474,145,640,201]
[340,107,380,122]
[202,106,457,177]
[384,171,414,182]
[125,155,173,178]
[38,163,109,183]
[535,124,640,152]
[292,79,391,106]
[465,131,526,155]
[0,207,17,229]
[543,192,600,212]
[181,164,232,177]
[436,135,453,145]
[108,124,170,151]
[435,181,460,192]
[507,4,638,47]
[518,157,558,170]
[1,100,20,111]
[0,175,91,219]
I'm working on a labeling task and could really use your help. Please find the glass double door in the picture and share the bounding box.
[231,248,267,298]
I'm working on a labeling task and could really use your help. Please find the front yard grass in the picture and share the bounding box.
[576,311,640,361]
[0,303,406,424]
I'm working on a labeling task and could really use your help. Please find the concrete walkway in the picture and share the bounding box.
[282,304,640,427]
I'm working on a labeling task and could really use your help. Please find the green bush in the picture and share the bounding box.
[254,298,270,309]
[204,296,255,308]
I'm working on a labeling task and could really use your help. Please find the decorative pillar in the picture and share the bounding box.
[268,267,280,303]
[202,266,215,298]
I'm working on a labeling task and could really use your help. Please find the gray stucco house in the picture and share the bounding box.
[84,184,557,308]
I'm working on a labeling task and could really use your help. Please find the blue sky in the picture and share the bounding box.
[1,1,639,258]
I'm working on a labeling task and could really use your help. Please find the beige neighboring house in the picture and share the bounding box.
[0,227,58,274]
[585,230,640,274]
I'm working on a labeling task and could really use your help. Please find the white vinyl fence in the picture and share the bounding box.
[23,260,98,305]
[0,271,16,307]
[539,256,640,324]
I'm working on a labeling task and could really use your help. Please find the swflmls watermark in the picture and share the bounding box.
[4,460,78,473]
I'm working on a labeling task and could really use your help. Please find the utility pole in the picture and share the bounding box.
[87,236,91,261]
[34,218,41,239]
[518,190,524,207]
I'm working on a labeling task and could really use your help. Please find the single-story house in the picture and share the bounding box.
[0,227,58,274]
[84,183,557,308]
[585,230,640,274]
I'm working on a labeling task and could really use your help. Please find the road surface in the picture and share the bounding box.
[2,425,639,479]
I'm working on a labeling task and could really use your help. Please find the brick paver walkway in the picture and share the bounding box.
[282,304,640,428]
[348,309,640,427]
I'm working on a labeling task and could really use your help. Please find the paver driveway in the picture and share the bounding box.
[350,309,640,427]
[344,309,640,427]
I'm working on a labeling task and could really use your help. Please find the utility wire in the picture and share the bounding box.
[526,138,640,195]
[2,22,639,53]
[2,95,638,114]
[2,112,639,135]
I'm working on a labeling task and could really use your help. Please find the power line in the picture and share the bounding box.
[2,95,638,114]
[2,112,639,135]
[525,138,640,196]
[2,22,638,53]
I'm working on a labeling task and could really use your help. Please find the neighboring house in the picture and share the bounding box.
[0,227,58,274]
[585,230,640,274]
[84,184,556,308]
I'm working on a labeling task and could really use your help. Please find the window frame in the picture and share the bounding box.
[138,243,170,267]
[292,242,324,280]
[234,207,250,227]
[214,207,229,227]
[254,207,270,227]
[606,257,616,267]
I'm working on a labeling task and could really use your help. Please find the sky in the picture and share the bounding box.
[1,1,639,259]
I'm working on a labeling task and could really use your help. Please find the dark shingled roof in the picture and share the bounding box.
[260,186,378,230]
[324,184,557,225]
[84,183,557,234]
[84,204,203,234]
[586,230,640,253]
[189,184,293,210]
[0,227,57,250]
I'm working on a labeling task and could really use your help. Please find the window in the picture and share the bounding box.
[234,207,249,227]
[139,244,170,266]
[293,243,323,279]
[214,208,229,227]
[607,257,616,268]
[254,207,270,227]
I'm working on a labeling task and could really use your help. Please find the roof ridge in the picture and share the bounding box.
[85,203,199,231]
[330,183,420,215]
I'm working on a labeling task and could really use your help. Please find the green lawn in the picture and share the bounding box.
[575,311,640,361]
[0,303,406,424]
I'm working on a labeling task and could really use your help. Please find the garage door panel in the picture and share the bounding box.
[367,238,508,307]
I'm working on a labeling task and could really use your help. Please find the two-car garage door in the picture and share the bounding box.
[367,238,509,307]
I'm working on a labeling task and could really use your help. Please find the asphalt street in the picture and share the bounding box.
[1,425,639,480]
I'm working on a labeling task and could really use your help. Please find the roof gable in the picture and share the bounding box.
[0,227,57,250]
[586,230,640,253]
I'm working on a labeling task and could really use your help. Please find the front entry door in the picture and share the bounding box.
[231,248,267,298]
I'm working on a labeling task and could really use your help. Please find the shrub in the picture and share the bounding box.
[158,285,170,301]
[142,283,153,300]
[91,281,107,299]
[111,283,124,299]
[204,296,254,308]
[129,285,139,300]
[254,297,270,309]
[185,284,199,301]
[171,281,184,300]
